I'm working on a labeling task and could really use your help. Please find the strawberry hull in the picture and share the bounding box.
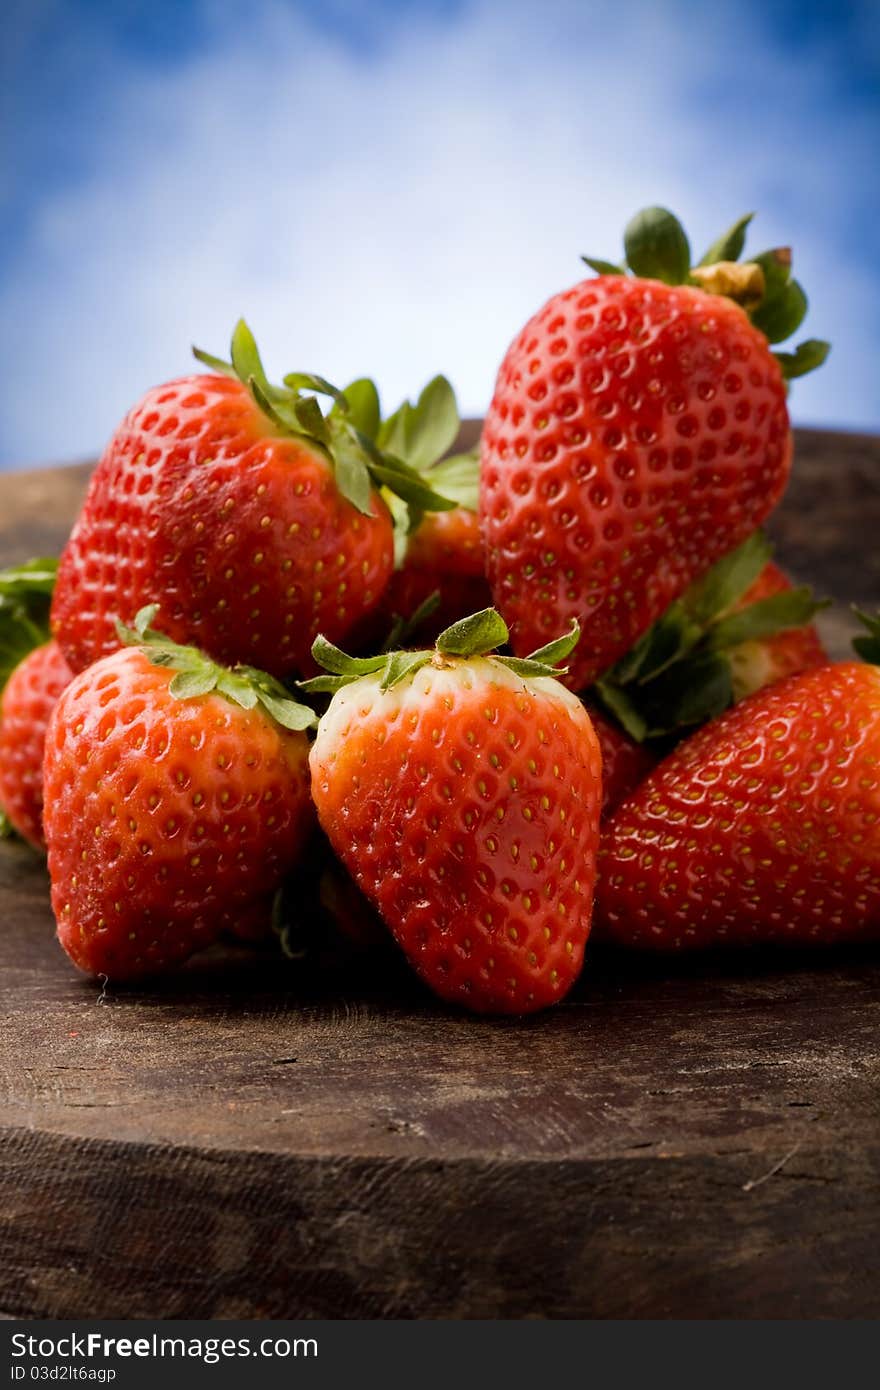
[481,276,792,691]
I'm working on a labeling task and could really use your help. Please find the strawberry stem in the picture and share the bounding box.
[115,605,317,732]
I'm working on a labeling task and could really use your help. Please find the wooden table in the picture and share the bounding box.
[1,430,879,1320]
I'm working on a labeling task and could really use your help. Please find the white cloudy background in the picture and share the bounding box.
[1,0,878,470]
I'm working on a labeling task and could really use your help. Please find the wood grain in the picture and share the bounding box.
[1,430,878,1319]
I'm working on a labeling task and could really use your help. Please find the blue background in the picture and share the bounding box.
[2,0,878,470]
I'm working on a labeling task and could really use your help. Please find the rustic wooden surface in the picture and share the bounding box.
[1,429,879,1320]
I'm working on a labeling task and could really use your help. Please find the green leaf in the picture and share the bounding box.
[524,619,580,668]
[283,372,348,411]
[297,673,347,694]
[624,207,691,285]
[774,339,830,380]
[593,678,649,743]
[169,666,218,700]
[379,650,432,691]
[192,346,236,378]
[257,690,318,731]
[337,378,381,440]
[610,602,699,685]
[436,607,508,657]
[404,376,460,472]
[332,431,375,516]
[638,650,733,735]
[369,462,457,513]
[752,278,808,345]
[311,634,387,677]
[751,247,792,297]
[0,557,59,602]
[247,376,289,432]
[683,532,773,627]
[500,656,568,680]
[697,213,754,266]
[215,670,259,708]
[382,591,442,653]
[853,608,880,665]
[707,588,827,650]
[581,256,626,276]
[0,805,14,840]
[291,395,331,447]
[230,319,280,401]
[426,449,479,512]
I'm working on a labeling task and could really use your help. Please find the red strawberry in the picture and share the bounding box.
[727,560,827,699]
[306,609,602,1014]
[43,607,316,979]
[0,559,70,848]
[1,642,71,849]
[584,703,656,818]
[596,642,880,950]
[51,323,453,679]
[480,207,829,690]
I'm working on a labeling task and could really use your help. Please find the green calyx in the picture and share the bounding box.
[193,321,456,521]
[339,371,478,565]
[592,532,828,742]
[0,557,59,697]
[116,605,316,732]
[582,207,830,382]
[853,609,880,665]
[300,607,580,696]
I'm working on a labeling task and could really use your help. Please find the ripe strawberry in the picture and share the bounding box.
[727,560,827,700]
[306,609,602,1014]
[0,559,70,848]
[43,607,316,979]
[596,635,880,950]
[480,207,829,690]
[51,322,453,679]
[584,703,656,818]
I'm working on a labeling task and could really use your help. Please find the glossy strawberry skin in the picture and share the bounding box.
[480,276,791,690]
[43,648,313,979]
[51,375,393,678]
[310,658,602,1013]
[729,561,827,700]
[596,662,880,950]
[584,702,656,818]
[0,642,72,849]
[383,506,492,638]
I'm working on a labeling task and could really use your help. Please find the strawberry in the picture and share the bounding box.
[51,322,454,679]
[480,207,829,690]
[584,703,656,818]
[43,606,316,979]
[0,559,71,848]
[596,622,880,950]
[305,609,602,1014]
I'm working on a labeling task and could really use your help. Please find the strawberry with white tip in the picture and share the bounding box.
[305,609,602,1014]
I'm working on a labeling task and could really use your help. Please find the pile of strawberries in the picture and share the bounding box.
[1,206,878,1014]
